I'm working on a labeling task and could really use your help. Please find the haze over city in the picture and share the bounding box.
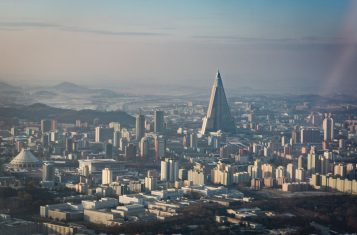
[1,0,357,95]
[1,1,357,235]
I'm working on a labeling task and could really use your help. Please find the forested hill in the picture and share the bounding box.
[0,103,135,127]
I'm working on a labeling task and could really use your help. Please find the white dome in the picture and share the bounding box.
[10,149,41,168]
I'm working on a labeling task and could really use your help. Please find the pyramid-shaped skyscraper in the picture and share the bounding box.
[201,70,236,135]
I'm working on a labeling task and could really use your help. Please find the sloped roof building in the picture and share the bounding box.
[9,149,41,168]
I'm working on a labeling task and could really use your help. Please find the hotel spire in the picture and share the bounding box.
[201,70,236,135]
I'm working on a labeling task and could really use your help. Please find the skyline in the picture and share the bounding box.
[0,1,357,95]
[0,2,357,233]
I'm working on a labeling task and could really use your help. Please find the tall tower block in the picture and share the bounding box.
[201,70,236,134]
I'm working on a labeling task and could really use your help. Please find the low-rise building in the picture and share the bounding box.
[83,209,122,226]
[181,185,228,197]
[147,201,186,220]
[0,214,39,235]
[82,197,118,210]
[282,182,310,192]
[40,203,83,222]
[227,207,261,219]
[119,193,157,205]
[151,189,183,200]
[111,204,145,217]
[42,223,77,235]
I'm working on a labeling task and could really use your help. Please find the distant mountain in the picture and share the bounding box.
[50,82,124,98]
[91,89,123,98]
[0,103,135,127]
[28,103,49,109]
[0,81,20,91]
[0,82,24,106]
[32,90,57,97]
[289,94,357,106]
[51,82,90,93]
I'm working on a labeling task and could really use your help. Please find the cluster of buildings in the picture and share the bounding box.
[39,183,238,226]
[310,173,357,194]
[0,70,356,233]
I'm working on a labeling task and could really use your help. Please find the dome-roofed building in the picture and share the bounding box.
[9,148,41,168]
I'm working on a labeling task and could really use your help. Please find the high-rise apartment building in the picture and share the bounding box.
[190,132,197,149]
[334,163,346,177]
[300,127,321,144]
[41,119,51,133]
[140,136,152,158]
[95,126,114,143]
[102,168,112,185]
[125,143,137,158]
[307,147,320,175]
[188,169,206,186]
[298,155,304,169]
[323,113,334,142]
[42,163,55,182]
[252,159,262,179]
[136,114,145,141]
[160,158,179,182]
[154,135,166,161]
[113,131,121,148]
[275,166,286,179]
[109,122,121,132]
[154,110,164,133]
[51,119,57,130]
[286,163,295,182]
[295,168,306,182]
[262,163,274,179]
[211,162,233,185]
[144,176,157,191]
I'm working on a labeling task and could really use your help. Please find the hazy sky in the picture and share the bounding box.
[0,0,356,95]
